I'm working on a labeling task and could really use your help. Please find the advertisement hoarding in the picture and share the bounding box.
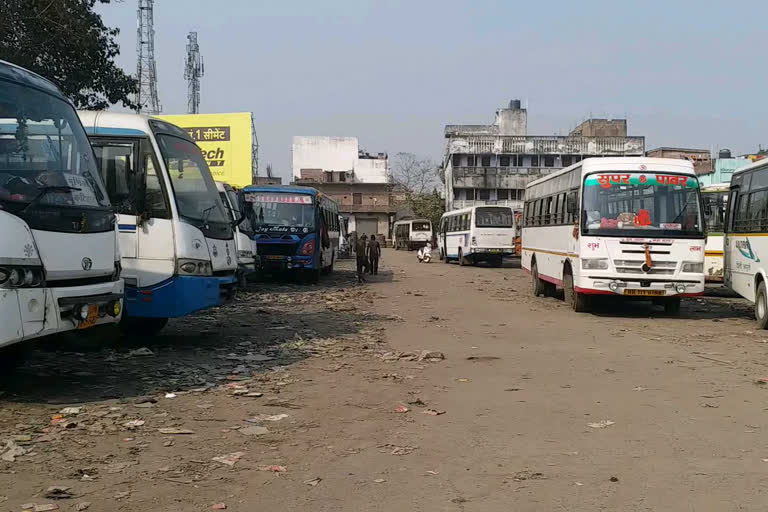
[156,112,253,187]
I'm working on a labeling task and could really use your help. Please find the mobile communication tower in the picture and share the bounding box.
[184,31,204,114]
[136,0,162,114]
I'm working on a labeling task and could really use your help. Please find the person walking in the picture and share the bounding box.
[355,234,368,283]
[368,234,381,275]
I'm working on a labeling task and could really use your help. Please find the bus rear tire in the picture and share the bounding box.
[664,297,681,316]
[564,270,589,312]
[491,255,503,268]
[531,261,545,297]
[756,281,768,329]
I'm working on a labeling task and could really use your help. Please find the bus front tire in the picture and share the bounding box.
[664,297,682,316]
[756,281,768,329]
[564,270,589,312]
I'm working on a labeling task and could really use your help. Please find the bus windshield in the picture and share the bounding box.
[244,192,315,232]
[412,221,431,231]
[476,207,513,228]
[582,172,703,237]
[0,79,109,211]
[156,134,229,225]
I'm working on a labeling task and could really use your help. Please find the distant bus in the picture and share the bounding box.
[437,206,515,267]
[216,182,257,286]
[393,219,432,250]
[725,160,768,327]
[701,183,728,282]
[522,157,705,314]
[242,185,339,282]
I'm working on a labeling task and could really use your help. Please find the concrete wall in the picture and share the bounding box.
[646,148,712,175]
[495,107,527,136]
[292,136,358,179]
[355,157,389,183]
[570,119,627,137]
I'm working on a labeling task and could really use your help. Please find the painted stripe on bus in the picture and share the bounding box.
[521,247,579,259]
[705,251,723,256]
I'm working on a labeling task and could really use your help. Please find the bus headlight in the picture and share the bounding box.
[682,262,703,273]
[582,258,609,270]
[0,266,44,288]
[177,259,212,276]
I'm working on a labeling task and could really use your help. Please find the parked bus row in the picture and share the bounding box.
[0,59,340,354]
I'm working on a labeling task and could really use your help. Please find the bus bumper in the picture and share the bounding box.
[0,280,124,349]
[579,277,705,297]
[260,255,316,271]
[124,275,222,319]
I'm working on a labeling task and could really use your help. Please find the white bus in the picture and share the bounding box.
[79,111,238,334]
[0,61,123,350]
[216,181,256,285]
[393,219,432,250]
[522,157,705,314]
[438,206,516,267]
[724,161,768,327]
[701,183,729,282]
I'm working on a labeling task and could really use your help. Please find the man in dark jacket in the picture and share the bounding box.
[368,235,381,275]
[355,234,368,283]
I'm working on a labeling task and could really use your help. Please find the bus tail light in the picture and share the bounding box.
[301,240,316,255]
[471,236,477,246]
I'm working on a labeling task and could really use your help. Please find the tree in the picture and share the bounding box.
[0,0,138,110]
[391,152,445,228]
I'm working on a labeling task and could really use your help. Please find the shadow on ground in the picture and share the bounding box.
[0,264,383,404]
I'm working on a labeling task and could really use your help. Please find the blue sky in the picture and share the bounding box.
[98,0,768,181]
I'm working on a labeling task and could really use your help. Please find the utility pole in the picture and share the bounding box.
[136,0,161,114]
[184,31,204,114]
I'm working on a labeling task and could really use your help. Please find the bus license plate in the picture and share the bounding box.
[265,255,284,260]
[77,305,99,330]
[488,249,501,253]
[623,289,665,297]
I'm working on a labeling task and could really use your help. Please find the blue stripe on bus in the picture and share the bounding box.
[118,224,137,232]
[84,127,147,136]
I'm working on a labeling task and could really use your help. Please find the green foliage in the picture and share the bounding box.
[409,190,444,228]
[0,0,138,110]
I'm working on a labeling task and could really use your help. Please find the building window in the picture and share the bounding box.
[353,193,362,205]
[512,155,522,167]
[561,155,573,167]
[497,189,509,200]
[467,155,476,167]
[499,155,510,167]
[530,155,539,167]
[481,155,491,167]
[452,154,462,167]
[339,172,346,182]
[466,188,475,200]
[478,189,490,200]
[544,155,555,167]
[453,188,461,199]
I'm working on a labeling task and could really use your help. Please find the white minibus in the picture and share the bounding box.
[438,206,516,267]
[393,219,432,250]
[216,181,256,285]
[0,60,123,349]
[701,183,728,282]
[79,111,237,334]
[522,157,705,314]
[724,161,768,327]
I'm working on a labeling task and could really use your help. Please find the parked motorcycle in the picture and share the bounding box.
[417,242,433,263]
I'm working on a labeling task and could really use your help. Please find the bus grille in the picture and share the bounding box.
[613,260,676,275]
[257,243,298,257]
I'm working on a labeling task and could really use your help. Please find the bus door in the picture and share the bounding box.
[92,138,174,288]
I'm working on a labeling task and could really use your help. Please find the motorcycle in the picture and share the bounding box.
[417,242,432,263]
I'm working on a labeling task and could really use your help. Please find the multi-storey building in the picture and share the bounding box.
[443,101,645,211]
[292,136,395,238]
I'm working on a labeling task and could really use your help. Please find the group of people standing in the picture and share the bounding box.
[355,234,381,283]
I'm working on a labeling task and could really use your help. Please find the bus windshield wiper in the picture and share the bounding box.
[201,204,217,225]
[21,186,81,213]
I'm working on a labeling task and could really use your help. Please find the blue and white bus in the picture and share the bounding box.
[79,111,238,334]
[242,185,339,282]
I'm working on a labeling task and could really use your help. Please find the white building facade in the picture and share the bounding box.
[443,101,646,211]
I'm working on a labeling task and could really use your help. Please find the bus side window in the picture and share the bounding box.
[92,142,138,215]
[141,141,171,219]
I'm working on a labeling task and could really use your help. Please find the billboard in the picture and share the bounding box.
[156,112,253,187]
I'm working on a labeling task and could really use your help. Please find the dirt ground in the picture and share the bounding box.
[2,249,768,511]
